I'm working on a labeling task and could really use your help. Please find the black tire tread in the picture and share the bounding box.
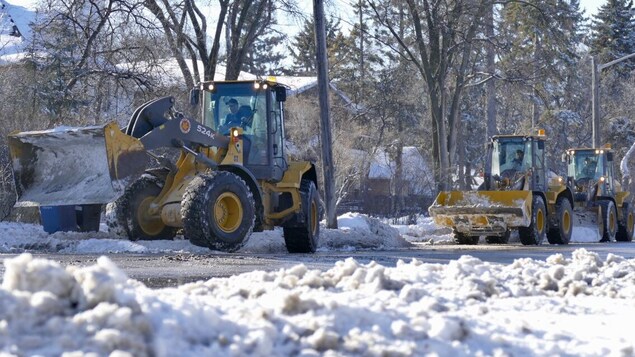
[599,200,617,242]
[283,180,320,253]
[547,197,572,245]
[181,172,255,252]
[106,174,177,241]
[519,195,546,245]
[616,203,634,242]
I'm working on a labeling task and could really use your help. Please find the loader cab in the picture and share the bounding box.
[566,148,615,197]
[196,80,288,181]
[487,135,546,191]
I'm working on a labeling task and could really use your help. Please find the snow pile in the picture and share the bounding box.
[394,216,453,243]
[319,212,411,250]
[0,212,409,254]
[1,249,635,356]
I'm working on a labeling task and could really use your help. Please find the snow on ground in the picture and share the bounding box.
[0,212,408,255]
[1,213,635,356]
[1,242,635,356]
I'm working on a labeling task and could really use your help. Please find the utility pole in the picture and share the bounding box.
[313,0,337,229]
[591,56,600,148]
[591,53,635,148]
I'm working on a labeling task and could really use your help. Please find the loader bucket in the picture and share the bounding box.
[571,207,601,242]
[428,191,532,235]
[8,122,149,207]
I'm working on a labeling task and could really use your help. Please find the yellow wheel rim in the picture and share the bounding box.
[629,212,634,233]
[310,200,318,235]
[536,208,545,234]
[137,196,164,236]
[214,192,243,233]
[562,209,571,234]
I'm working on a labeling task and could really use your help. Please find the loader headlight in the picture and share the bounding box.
[231,128,240,143]
[207,83,214,91]
[254,82,261,89]
[600,176,606,182]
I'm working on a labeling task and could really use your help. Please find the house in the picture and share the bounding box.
[338,146,435,216]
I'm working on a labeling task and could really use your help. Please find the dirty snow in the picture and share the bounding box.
[0,213,634,356]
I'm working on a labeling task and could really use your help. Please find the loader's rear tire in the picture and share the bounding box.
[616,204,634,242]
[454,231,479,245]
[485,230,510,244]
[181,172,255,252]
[519,195,546,245]
[107,174,177,241]
[547,197,573,245]
[283,180,320,253]
[599,200,618,242]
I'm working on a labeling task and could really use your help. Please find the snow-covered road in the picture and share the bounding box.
[0,213,634,356]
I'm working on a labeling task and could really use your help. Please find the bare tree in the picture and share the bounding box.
[368,0,488,191]
[28,0,163,124]
[144,0,295,84]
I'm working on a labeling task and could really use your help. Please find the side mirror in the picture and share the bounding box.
[189,89,200,106]
[275,86,287,102]
[538,141,544,150]
[607,152,614,161]
[561,153,567,163]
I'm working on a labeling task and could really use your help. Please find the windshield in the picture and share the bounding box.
[491,138,532,176]
[201,82,268,136]
[570,151,602,181]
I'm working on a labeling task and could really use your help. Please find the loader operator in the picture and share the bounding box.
[511,150,524,171]
[218,100,254,164]
[581,157,597,179]
[219,99,253,135]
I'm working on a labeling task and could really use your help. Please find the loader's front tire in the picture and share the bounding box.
[107,174,177,241]
[453,230,479,245]
[283,180,320,253]
[547,197,573,245]
[599,200,618,242]
[181,172,255,252]
[519,195,546,245]
[616,203,634,242]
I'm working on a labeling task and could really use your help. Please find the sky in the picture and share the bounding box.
[0,213,634,356]
[581,0,602,17]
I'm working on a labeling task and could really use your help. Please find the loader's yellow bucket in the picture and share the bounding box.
[8,122,148,206]
[428,191,532,234]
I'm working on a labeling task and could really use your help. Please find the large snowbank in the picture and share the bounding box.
[1,248,634,356]
[0,212,409,254]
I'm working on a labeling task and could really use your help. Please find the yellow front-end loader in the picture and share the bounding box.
[564,146,634,242]
[8,80,321,253]
[429,132,574,245]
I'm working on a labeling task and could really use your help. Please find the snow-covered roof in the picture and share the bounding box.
[369,146,430,179]
[0,0,35,58]
[117,58,318,95]
[368,146,434,195]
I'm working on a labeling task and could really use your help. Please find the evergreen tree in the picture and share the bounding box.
[285,16,352,78]
[498,0,585,131]
[589,0,635,75]
[243,30,287,76]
